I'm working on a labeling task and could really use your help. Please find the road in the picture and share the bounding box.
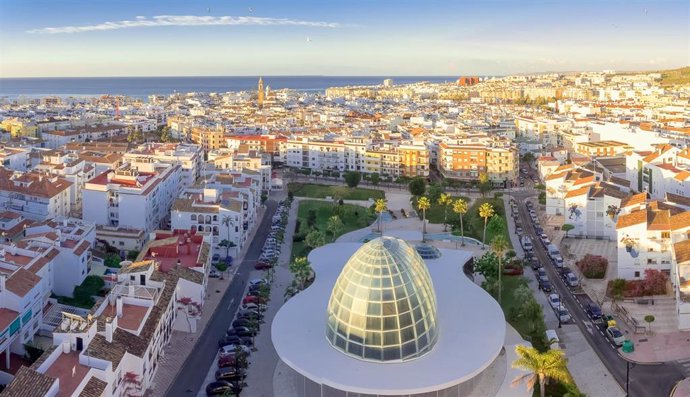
[511,184,684,397]
[166,199,279,396]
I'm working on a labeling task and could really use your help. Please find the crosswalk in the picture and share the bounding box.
[676,358,690,376]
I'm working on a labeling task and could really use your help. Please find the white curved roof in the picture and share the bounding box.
[326,237,438,362]
[272,242,506,395]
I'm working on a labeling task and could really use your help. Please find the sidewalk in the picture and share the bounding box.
[149,205,267,397]
[503,195,624,397]
[621,330,690,363]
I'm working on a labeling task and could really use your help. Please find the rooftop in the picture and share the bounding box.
[44,351,90,397]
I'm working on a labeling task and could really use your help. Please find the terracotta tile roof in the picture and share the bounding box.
[0,308,19,332]
[85,333,127,368]
[119,260,155,274]
[5,268,41,297]
[565,185,590,199]
[573,175,595,186]
[647,210,671,231]
[78,376,107,397]
[675,239,690,265]
[0,366,56,397]
[0,169,72,199]
[674,171,690,181]
[621,192,648,208]
[73,240,91,256]
[616,210,647,229]
[545,171,568,181]
[670,211,690,231]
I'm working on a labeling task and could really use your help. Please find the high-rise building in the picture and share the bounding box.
[258,77,265,108]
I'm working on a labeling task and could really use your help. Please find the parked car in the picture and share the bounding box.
[209,269,221,278]
[545,329,560,349]
[565,273,579,288]
[606,327,625,346]
[560,267,574,280]
[554,305,571,323]
[539,276,552,292]
[243,295,267,305]
[254,261,273,270]
[219,344,252,357]
[547,294,561,309]
[585,302,603,320]
[206,380,233,396]
[230,326,257,337]
[240,303,264,312]
[218,335,253,348]
[215,367,246,382]
[249,279,267,287]
[212,253,221,262]
[231,319,251,328]
[217,355,236,368]
[530,258,541,271]
[237,309,260,319]
[536,267,547,280]
[516,226,523,235]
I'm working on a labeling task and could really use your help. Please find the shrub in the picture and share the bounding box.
[642,269,668,295]
[606,270,669,298]
[576,254,608,279]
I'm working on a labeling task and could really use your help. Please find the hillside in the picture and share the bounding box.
[659,66,690,86]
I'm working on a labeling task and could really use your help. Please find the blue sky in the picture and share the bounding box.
[0,0,687,77]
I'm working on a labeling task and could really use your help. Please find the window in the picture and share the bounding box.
[661,232,670,239]
[634,271,640,278]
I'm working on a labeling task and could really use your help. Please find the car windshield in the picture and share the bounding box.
[611,329,622,337]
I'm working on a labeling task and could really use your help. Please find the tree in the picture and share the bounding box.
[417,196,431,237]
[289,256,312,290]
[159,125,174,142]
[287,190,294,200]
[374,198,387,233]
[370,173,380,186]
[479,173,492,197]
[408,177,427,197]
[218,239,235,259]
[511,345,571,397]
[344,171,361,188]
[126,129,143,143]
[491,235,509,304]
[522,152,535,163]
[644,314,655,334]
[562,224,574,238]
[438,193,453,232]
[326,215,344,242]
[478,202,495,246]
[222,216,235,256]
[427,183,444,202]
[104,253,121,268]
[487,215,506,237]
[214,262,228,279]
[306,209,317,228]
[305,230,326,249]
[452,198,468,246]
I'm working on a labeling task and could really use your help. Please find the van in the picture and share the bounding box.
[566,273,579,287]
[521,236,533,252]
[545,329,560,349]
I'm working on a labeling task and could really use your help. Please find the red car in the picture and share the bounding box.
[254,262,273,270]
[243,295,267,305]
[218,355,236,368]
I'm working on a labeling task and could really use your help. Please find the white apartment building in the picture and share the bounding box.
[207,148,272,192]
[0,169,72,221]
[1,260,206,397]
[34,151,97,213]
[625,145,690,200]
[23,218,96,297]
[0,147,30,172]
[124,143,204,189]
[82,162,181,234]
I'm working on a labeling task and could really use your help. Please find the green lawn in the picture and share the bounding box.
[419,196,471,225]
[291,200,376,259]
[451,197,513,249]
[288,183,385,200]
[500,275,548,351]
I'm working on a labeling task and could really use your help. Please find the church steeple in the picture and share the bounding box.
[257,77,264,108]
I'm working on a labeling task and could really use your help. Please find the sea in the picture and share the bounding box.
[0,76,458,99]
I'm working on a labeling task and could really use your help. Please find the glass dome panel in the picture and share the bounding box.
[325,237,438,362]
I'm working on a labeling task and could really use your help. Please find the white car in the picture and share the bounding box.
[554,305,571,323]
[219,344,252,357]
[547,294,561,309]
[606,327,625,346]
[248,278,267,287]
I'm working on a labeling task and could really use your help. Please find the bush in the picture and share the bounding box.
[538,192,546,205]
[58,276,105,309]
[606,270,669,298]
[576,254,608,279]
[104,253,121,268]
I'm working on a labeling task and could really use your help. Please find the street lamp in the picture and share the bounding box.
[618,352,637,397]
[557,292,562,329]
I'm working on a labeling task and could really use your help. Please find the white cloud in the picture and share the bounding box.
[27,15,343,34]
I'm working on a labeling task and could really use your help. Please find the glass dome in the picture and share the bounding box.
[326,237,438,362]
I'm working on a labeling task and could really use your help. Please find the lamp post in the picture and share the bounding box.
[557,292,562,329]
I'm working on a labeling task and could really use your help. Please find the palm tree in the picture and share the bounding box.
[438,193,453,232]
[491,235,508,304]
[417,196,431,237]
[374,198,388,233]
[478,202,495,247]
[289,256,311,290]
[452,198,468,246]
[222,215,235,256]
[326,215,344,242]
[512,345,571,397]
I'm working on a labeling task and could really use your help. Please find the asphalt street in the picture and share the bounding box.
[166,199,279,396]
[511,176,684,397]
